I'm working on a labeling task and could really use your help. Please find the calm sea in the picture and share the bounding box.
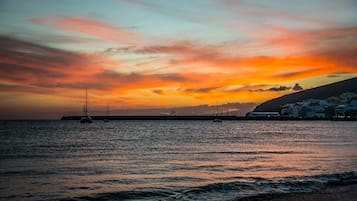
[0,120,356,201]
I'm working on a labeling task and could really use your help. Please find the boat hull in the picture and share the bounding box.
[80,116,93,123]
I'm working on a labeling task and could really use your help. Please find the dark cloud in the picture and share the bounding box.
[327,74,340,78]
[224,84,268,93]
[285,72,304,78]
[0,83,54,95]
[272,69,318,79]
[102,42,224,64]
[326,72,353,78]
[0,35,88,88]
[152,89,164,95]
[0,36,189,95]
[267,86,291,91]
[292,83,303,91]
[0,36,85,65]
[183,86,221,93]
[252,83,304,92]
[252,85,291,92]
[156,73,187,82]
[275,71,305,78]
[101,46,137,55]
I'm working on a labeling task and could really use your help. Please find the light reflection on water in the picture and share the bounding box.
[0,120,356,200]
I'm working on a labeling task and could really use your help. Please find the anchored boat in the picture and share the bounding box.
[80,88,93,123]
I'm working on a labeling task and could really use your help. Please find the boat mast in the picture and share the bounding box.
[85,87,88,116]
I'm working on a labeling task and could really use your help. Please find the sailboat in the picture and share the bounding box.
[80,88,93,123]
[213,118,223,123]
[213,104,223,123]
[103,104,110,122]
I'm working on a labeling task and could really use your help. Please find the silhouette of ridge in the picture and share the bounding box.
[254,77,357,112]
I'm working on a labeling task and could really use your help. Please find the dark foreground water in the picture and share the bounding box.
[0,120,356,201]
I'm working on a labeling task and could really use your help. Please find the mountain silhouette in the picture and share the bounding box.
[254,77,357,112]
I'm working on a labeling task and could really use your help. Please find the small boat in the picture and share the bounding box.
[213,118,223,123]
[80,88,93,123]
[80,115,93,123]
[213,104,223,122]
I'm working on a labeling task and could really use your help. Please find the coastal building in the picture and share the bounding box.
[281,99,329,118]
[302,99,328,118]
[335,99,357,118]
[281,103,302,118]
[280,93,357,119]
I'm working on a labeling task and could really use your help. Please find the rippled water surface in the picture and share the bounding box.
[0,120,356,200]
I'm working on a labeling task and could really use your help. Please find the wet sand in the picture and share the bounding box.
[237,184,357,201]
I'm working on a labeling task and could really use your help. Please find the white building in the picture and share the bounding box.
[303,99,329,118]
[280,93,357,119]
[281,99,330,119]
[335,99,357,118]
[281,103,302,118]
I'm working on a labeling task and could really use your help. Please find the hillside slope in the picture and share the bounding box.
[254,77,357,112]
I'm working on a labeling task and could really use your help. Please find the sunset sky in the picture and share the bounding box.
[1,0,357,119]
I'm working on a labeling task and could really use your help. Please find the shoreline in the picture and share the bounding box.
[236,184,357,201]
[60,115,357,121]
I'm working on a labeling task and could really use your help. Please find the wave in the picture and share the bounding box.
[60,172,356,201]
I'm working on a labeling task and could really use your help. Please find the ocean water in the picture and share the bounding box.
[0,120,356,201]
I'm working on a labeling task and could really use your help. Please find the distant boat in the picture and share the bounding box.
[80,88,93,123]
[213,118,223,123]
[103,104,110,122]
[213,104,223,123]
[80,115,93,123]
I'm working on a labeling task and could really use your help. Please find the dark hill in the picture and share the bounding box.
[254,77,357,112]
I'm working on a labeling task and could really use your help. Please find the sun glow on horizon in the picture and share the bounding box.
[1,0,357,119]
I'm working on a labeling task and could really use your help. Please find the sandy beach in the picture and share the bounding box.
[237,184,357,201]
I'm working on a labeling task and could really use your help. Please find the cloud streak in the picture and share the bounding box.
[30,16,136,42]
[251,86,291,92]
